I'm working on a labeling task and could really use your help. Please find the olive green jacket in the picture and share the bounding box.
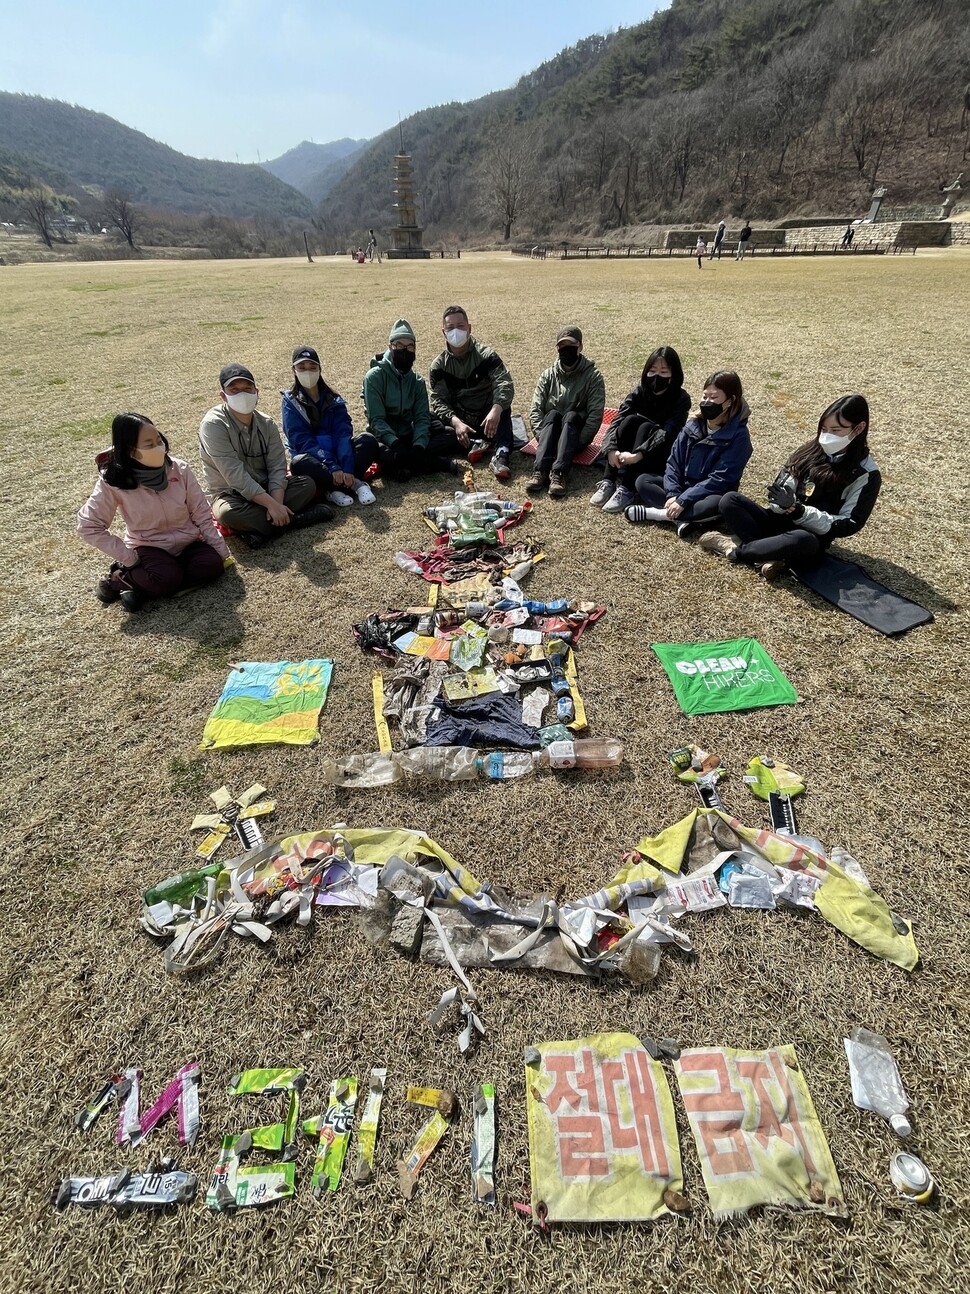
[529,355,606,444]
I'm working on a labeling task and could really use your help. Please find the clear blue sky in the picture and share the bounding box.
[1,1,666,163]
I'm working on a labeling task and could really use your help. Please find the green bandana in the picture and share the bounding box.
[651,638,798,715]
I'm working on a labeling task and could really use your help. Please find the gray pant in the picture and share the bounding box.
[212,475,316,537]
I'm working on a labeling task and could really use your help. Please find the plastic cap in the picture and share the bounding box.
[890,1113,912,1138]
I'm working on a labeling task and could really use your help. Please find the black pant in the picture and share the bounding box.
[291,433,381,496]
[379,422,461,479]
[601,416,668,489]
[460,407,514,453]
[719,492,822,565]
[633,473,724,524]
[534,410,587,476]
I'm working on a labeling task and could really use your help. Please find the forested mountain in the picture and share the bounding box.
[319,0,970,242]
[262,137,369,199]
[0,92,312,219]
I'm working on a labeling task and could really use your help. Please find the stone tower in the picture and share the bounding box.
[387,134,430,260]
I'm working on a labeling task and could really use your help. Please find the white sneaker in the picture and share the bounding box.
[589,479,616,507]
[602,485,635,514]
[328,490,355,508]
[355,482,377,506]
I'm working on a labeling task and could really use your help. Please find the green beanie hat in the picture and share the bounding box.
[388,319,416,344]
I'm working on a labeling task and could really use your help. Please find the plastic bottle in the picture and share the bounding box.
[535,738,623,769]
[454,490,498,508]
[143,862,224,908]
[844,1027,912,1137]
[477,750,536,779]
[396,746,481,781]
[321,753,402,787]
[393,552,423,576]
[424,504,460,523]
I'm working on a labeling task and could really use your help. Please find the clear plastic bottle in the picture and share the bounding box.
[535,739,624,770]
[454,490,499,507]
[396,746,481,781]
[393,552,423,575]
[321,754,402,787]
[477,750,536,779]
[844,1027,912,1137]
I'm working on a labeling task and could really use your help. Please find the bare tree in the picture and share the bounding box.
[103,190,139,249]
[21,186,62,248]
[481,128,538,242]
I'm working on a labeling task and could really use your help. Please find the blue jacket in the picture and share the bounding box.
[663,402,752,506]
[280,387,355,476]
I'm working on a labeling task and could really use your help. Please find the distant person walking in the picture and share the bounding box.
[709,220,727,259]
[695,236,707,268]
[366,229,381,262]
[736,222,752,260]
[841,224,854,249]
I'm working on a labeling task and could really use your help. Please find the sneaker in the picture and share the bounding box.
[525,470,547,494]
[760,560,787,581]
[589,479,616,508]
[355,482,377,505]
[490,449,511,481]
[437,458,462,476]
[698,530,738,559]
[290,501,336,530]
[547,471,567,498]
[466,440,489,465]
[96,576,120,604]
[240,531,267,549]
[328,489,354,508]
[676,521,696,540]
[625,504,668,524]
[119,588,145,612]
[602,485,635,514]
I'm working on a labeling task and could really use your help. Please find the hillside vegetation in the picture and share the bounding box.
[262,137,369,201]
[0,92,312,220]
[319,0,970,242]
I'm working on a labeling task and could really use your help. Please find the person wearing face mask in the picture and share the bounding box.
[527,325,606,499]
[281,345,378,508]
[429,305,516,482]
[591,346,691,514]
[198,362,332,549]
[698,394,880,580]
[362,320,461,480]
[625,370,752,534]
[77,412,230,611]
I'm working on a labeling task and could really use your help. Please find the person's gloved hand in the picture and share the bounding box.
[767,470,797,512]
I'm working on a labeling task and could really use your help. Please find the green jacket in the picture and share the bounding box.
[429,338,514,427]
[362,352,431,448]
[529,355,606,444]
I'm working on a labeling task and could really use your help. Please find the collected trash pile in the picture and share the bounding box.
[56,1029,935,1218]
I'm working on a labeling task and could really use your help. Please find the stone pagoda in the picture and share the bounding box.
[387,135,430,260]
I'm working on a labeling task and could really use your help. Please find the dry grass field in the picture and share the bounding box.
[0,250,967,1294]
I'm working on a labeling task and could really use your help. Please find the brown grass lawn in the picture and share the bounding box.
[0,250,967,1294]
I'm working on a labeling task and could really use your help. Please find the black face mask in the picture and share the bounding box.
[646,374,671,394]
[700,400,727,422]
[391,349,415,372]
[558,347,579,368]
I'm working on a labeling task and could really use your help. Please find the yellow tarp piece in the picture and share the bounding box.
[635,809,699,874]
[675,1045,845,1218]
[200,660,333,750]
[526,1032,682,1223]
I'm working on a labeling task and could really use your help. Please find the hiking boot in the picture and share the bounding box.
[760,560,787,581]
[602,485,635,514]
[290,501,336,530]
[96,576,120,604]
[466,439,489,464]
[525,470,547,495]
[240,531,267,549]
[589,479,616,507]
[490,449,511,481]
[547,471,567,498]
[119,588,146,612]
[625,504,668,524]
[438,458,462,476]
[698,531,738,559]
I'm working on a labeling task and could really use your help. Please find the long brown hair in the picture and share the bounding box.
[702,370,743,420]
[788,394,870,488]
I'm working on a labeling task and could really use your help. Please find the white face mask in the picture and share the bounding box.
[295,368,319,389]
[445,327,469,348]
[224,390,258,416]
[818,430,854,455]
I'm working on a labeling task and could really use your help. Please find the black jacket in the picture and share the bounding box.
[602,385,691,472]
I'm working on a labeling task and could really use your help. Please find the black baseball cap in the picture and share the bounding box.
[219,363,256,389]
[291,345,320,365]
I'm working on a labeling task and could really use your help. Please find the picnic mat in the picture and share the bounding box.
[519,408,617,464]
[794,554,933,636]
[674,1045,845,1218]
[200,659,334,749]
[526,1032,683,1223]
[651,638,798,715]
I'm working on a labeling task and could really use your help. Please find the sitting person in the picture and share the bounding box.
[362,320,461,480]
[698,394,880,580]
[78,413,230,611]
[625,370,752,535]
[527,325,606,499]
[281,345,378,507]
[591,345,691,514]
[429,305,515,481]
[198,362,333,549]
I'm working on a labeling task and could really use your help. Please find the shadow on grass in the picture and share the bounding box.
[119,564,246,644]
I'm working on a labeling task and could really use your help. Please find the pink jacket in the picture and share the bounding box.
[77,456,230,566]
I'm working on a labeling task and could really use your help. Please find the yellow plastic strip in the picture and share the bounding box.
[565,648,587,733]
[372,672,393,753]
